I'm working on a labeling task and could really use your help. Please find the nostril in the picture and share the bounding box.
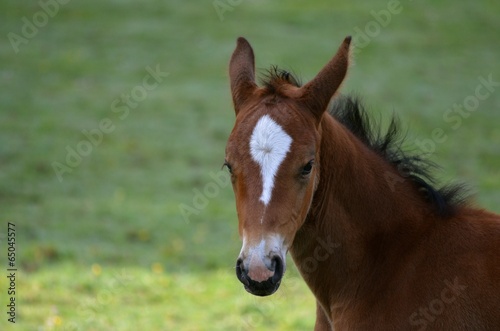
[270,257,277,271]
[271,256,284,285]
[236,258,249,286]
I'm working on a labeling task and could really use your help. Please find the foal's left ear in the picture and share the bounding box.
[229,37,258,115]
[299,36,351,121]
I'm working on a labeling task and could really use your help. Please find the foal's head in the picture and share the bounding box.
[225,37,351,296]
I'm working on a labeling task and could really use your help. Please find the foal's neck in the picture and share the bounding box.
[314,113,432,236]
[291,113,432,308]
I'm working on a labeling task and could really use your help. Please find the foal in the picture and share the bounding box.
[225,36,500,330]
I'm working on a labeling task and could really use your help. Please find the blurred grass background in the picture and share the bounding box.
[0,0,499,330]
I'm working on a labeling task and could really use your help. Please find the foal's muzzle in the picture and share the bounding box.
[236,255,284,296]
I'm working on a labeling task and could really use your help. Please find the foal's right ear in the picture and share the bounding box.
[229,37,258,115]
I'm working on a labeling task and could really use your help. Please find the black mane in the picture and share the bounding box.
[261,66,302,93]
[330,95,468,218]
[261,68,468,218]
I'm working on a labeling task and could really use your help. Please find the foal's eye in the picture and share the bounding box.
[301,160,314,177]
[223,161,233,174]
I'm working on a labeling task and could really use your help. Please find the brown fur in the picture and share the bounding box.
[226,36,500,330]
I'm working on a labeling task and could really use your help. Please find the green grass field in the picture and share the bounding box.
[0,0,499,330]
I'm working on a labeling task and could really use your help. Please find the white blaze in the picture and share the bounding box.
[249,115,292,205]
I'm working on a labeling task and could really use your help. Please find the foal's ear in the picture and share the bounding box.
[300,36,351,121]
[229,37,258,115]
